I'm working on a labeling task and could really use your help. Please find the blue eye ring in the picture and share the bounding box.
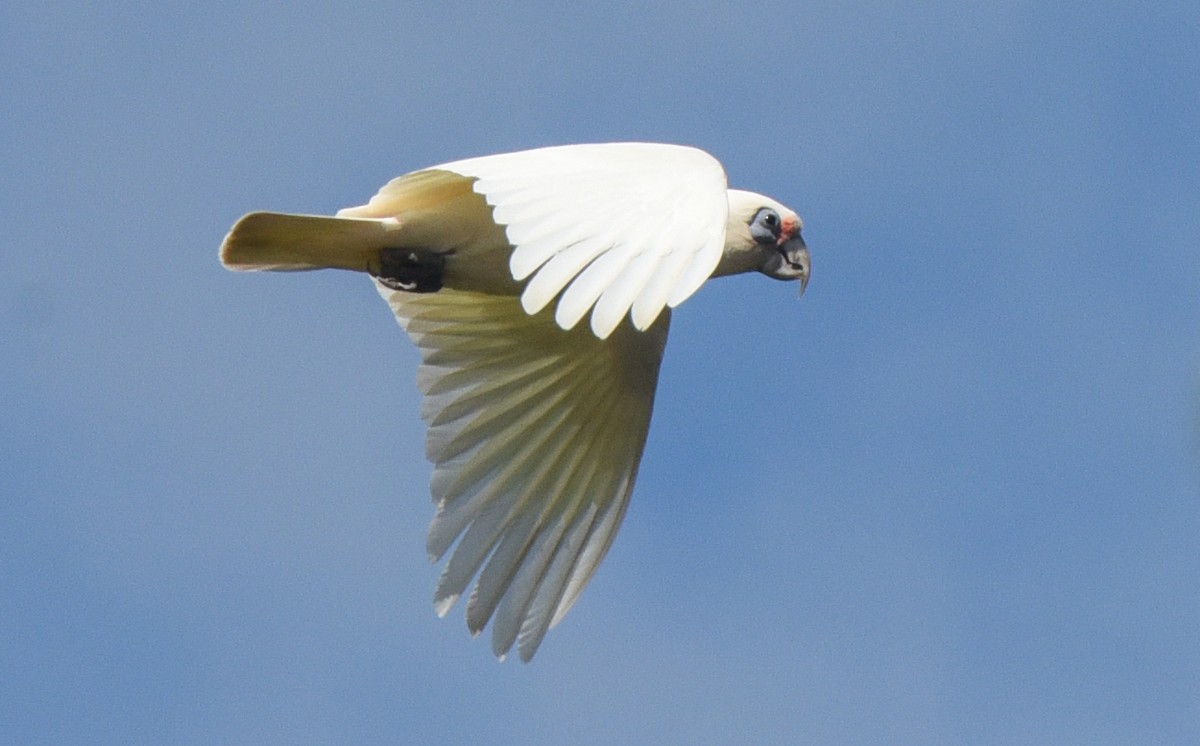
[750,208,782,244]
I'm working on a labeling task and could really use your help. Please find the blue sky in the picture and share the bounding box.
[3,2,1198,743]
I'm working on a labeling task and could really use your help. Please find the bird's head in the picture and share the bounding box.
[716,189,809,296]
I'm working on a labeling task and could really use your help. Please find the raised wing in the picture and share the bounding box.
[377,281,669,661]
[438,143,728,339]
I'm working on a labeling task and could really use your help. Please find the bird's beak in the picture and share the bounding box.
[777,236,810,297]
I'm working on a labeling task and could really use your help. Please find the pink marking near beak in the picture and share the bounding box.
[778,214,800,245]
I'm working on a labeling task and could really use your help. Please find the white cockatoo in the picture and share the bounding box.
[221,143,809,661]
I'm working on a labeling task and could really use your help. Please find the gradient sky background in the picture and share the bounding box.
[3,2,1198,744]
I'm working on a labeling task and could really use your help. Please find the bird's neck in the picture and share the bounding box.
[711,243,765,278]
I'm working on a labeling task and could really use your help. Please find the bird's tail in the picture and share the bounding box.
[219,212,400,274]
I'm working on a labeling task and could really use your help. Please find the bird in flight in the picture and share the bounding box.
[220,143,810,661]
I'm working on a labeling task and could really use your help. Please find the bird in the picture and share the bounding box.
[220,142,810,661]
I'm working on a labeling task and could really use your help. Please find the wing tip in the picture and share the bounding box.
[434,593,458,618]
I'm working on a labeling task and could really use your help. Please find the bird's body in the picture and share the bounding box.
[221,143,809,661]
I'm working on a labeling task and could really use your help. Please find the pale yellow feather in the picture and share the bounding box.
[376,283,669,661]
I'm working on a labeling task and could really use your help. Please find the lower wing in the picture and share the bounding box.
[377,282,670,661]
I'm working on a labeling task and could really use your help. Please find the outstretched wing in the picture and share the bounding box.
[377,281,669,661]
[438,143,728,338]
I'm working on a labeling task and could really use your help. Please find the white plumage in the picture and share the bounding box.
[220,143,809,661]
[439,143,728,338]
[386,288,666,658]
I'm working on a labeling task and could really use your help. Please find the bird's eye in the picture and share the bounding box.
[750,208,782,244]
